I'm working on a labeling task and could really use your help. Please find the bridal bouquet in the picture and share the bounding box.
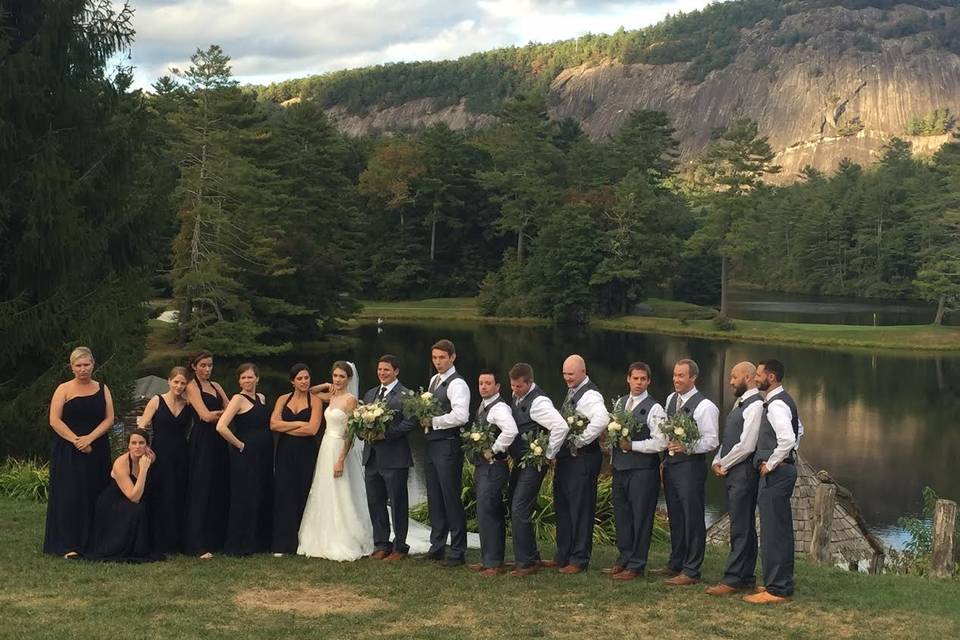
[561,410,589,456]
[401,388,443,434]
[348,400,395,443]
[607,400,641,452]
[659,412,701,456]
[518,430,550,471]
[460,422,497,463]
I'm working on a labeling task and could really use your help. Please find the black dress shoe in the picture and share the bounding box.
[441,557,465,567]
[421,549,444,561]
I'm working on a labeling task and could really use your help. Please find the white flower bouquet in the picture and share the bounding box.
[518,430,551,471]
[659,412,701,456]
[460,422,497,462]
[401,388,444,434]
[348,400,395,443]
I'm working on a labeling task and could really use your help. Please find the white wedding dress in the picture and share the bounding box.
[298,407,374,560]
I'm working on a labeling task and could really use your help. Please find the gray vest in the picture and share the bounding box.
[611,394,661,471]
[720,392,764,462]
[474,395,508,465]
[664,390,707,465]
[557,380,602,459]
[510,386,547,460]
[426,370,465,441]
[754,389,800,467]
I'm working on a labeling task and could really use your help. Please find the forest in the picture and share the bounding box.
[3,0,960,457]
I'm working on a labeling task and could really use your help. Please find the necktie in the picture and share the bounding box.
[674,393,682,414]
[626,396,636,412]
[377,386,387,400]
[429,376,439,393]
[735,397,742,408]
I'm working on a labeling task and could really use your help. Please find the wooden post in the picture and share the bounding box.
[809,483,836,566]
[931,499,957,579]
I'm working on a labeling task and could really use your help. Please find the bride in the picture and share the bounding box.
[297,361,373,560]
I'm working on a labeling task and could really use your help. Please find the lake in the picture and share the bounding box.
[147,321,960,550]
[726,287,951,326]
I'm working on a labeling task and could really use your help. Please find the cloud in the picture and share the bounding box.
[122,0,713,89]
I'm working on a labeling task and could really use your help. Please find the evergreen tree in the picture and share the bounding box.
[165,45,291,354]
[689,118,779,316]
[0,0,164,456]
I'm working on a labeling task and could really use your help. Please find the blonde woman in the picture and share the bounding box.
[44,346,115,558]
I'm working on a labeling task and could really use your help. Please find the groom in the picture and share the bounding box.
[363,354,416,561]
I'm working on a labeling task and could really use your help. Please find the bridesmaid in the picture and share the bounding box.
[43,346,114,558]
[86,429,161,562]
[217,363,274,556]
[183,350,229,559]
[138,366,192,554]
[270,363,322,556]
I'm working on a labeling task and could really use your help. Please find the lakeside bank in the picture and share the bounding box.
[359,298,960,353]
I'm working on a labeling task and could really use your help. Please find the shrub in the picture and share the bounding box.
[0,459,50,502]
[712,314,737,331]
[411,462,669,545]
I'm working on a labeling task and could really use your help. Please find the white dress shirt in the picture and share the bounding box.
[373,378,399,400]
[619,391,668,454]
[569,377,610,447]
[516,383,569,460]
[481,396,518,455]
[763,386,800,471]
[429,366,471,431]
[665,386,720,455]
[712,387,763,471]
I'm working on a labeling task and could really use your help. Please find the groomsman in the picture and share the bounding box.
[507,363,569,577]
[659,358,719,585]
[744,359,802,604]
[362,354,417,561]
[552,354,609,574]
[705,361,764,595]
[422,339,470,567]
[469,370,518,576]
[605,361,667,581]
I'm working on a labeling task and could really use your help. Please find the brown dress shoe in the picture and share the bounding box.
[743,591,789,604]
[664,574,700,586]
[383,551,406,562]
[510,565,539,577]
[479,567,503,577]
[370,550,389,560]
[558,565,583,574]
[538,559,559,568]
[612,569,639,581]
[601,565,624,575]
[469,563,484,572]
[649,566,680,577]
[704,583,739,596]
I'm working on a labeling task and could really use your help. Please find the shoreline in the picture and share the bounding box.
[359,298,960,353]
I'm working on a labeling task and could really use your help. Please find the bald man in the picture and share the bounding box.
[551,354,609,573]
[705,361,764,596]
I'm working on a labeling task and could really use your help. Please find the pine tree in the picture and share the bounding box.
[0,0,165,456]
[689,118,779,316]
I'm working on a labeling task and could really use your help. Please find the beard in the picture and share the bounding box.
[757,379,770,391]
[733,382,747,397]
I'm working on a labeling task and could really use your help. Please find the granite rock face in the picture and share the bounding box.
[321,4,960,182]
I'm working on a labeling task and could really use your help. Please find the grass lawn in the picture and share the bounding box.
[360,298,960,352]
[2,497,957,639]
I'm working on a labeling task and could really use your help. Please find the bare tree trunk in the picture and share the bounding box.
[517,225,525,264]
[720,255,729,317]
[934,294,946,325]
[430,219,437,262]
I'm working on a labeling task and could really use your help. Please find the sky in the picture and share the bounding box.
[121,0,716,89]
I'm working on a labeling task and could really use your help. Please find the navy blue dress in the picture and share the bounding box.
[224,393,274,555]
[148,395,192,554]
[87,455,162,563]
[183,379,229,555]
[43,383,111,555]
[271,395,319,553]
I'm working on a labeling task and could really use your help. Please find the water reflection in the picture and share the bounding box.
[726,287,952,326]
[149,321,960,548]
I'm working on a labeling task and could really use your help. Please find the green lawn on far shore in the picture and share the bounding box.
[2,497,957,639]
[360,298,960,352]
